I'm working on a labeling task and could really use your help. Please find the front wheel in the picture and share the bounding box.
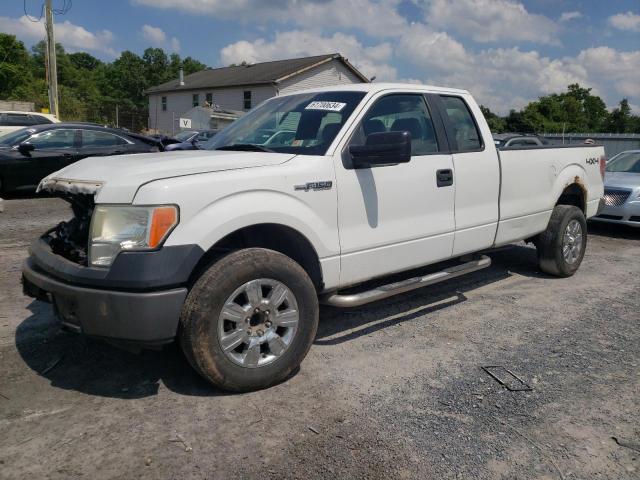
[536,205,587,277]
[180,248,319,392]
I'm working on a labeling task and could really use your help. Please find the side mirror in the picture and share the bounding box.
[18,142,36,156]
[349,131,411,168]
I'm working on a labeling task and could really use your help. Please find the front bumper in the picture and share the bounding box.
[591,199,640,227]
[23,257,188,344]
[21,236,203,345]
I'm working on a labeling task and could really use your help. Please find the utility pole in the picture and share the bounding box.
[45,0,60,118]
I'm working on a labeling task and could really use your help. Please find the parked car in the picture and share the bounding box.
[493,133,548,148]
[164,129,218,151]
[24,83,605,392]
[0,123,164,193]
[591,150,640,227]
[0,111,60,137]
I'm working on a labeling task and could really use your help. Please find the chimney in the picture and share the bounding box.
[179,68,185,86]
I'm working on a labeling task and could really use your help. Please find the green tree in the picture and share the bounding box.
[480,105,506,132]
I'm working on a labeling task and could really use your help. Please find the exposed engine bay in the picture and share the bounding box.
[45,193,94,265]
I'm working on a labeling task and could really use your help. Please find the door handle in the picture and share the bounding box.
[436,169,453,187]
[62,153,72,157]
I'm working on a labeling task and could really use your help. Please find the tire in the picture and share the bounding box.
[536,205,587,277]
[180,248,319,392]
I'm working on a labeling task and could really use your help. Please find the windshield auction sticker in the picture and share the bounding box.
[305,101,347,112]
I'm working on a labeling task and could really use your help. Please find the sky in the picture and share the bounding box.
[1,0,639,114]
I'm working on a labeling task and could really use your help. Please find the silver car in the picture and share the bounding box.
[592,150,640,227]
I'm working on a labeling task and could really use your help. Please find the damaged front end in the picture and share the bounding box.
[44,192,95,265]
[38,177,103,265]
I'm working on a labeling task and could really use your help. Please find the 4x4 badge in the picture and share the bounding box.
[294,181,333,192]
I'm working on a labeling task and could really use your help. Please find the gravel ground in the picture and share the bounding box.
[0,196,638,479]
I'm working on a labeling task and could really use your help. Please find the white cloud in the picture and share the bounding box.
[398,33,639,114]
[422,0,560,45]
[0,15,116,56]
[133,0,407,37]
[608,11,640,32]
[141,24,166,45]
[559,11,582,22]
[220,30,397,80]
[140,24,181,52]
[170,37,181,53]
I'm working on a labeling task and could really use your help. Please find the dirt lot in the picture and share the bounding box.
[0,196,638,480]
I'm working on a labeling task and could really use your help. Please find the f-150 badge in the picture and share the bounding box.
[294,181,333,192]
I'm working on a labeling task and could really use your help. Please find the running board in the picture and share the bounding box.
[321,255,491,308]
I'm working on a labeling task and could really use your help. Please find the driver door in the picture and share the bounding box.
[334,92,456,287]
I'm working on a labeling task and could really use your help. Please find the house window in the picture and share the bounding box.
[243,90,252,110]
[161,96,167,111]
[206,93,213,106]
[192,94,199,107]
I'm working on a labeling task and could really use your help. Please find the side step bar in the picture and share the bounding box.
[321,255,491,308]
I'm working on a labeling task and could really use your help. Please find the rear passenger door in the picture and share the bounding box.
[79,130,133,158]
[335,92,456,287]
[430,94,500,255]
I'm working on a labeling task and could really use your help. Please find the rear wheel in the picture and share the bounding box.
[536,205,587,277]
[180,248,319,391]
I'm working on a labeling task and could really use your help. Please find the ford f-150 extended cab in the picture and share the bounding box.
[22,84,605,391]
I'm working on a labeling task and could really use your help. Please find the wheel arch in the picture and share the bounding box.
[553,165,588,213]
[189,223,324,292]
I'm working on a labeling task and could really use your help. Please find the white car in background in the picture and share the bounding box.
[0,111,60,137]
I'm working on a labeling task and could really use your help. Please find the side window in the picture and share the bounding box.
[192,94,199,108]
[439,96,482,152]
[4,113,29,126]
[161,96,167,112]
[82,130,128,147]
[27,129,77,149]
[29,115,53,125]
[352,94,439,155]
[243,90,252,110]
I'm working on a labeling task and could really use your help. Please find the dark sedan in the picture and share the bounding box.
[0,123,163,193]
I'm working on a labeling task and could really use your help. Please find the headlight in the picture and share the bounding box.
[89,205,178,267]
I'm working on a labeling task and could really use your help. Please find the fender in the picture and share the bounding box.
[551,163,588,209]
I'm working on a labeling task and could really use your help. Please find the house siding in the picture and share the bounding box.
[148,84,276,134]
[147,58,365,134]
[277,60,364,94]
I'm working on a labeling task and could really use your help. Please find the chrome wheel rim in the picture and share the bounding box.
[217,278,299,368]
[562,219,583,265]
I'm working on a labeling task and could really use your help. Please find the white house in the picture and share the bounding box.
[145,53,369,135]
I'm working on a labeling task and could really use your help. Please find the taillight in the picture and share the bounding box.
[599,155,606,179]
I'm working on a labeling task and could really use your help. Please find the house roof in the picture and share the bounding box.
[145,53,369,95]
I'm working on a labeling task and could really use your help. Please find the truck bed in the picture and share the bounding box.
[494,143,605,245]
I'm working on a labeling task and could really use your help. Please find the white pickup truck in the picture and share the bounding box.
[23,83,605,391]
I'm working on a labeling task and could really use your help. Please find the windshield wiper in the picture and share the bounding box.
[215,144,274,153]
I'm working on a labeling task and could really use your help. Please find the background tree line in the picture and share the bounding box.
[480,84,640,134]
[0,33,206,131]
[1,32,638,134]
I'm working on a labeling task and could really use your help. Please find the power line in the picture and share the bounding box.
[23,0,45,22]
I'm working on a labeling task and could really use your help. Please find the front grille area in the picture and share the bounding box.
[597,214,623,221]
[602,188,631,206]
[46,194,94,265]
[630,216,640,223]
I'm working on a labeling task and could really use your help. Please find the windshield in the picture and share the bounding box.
[0,128,36,146]
[175,130,196,142]
[606,152,640,173]
[203,91,367,155]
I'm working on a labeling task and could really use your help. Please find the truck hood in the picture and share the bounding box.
[38,150,295,202]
